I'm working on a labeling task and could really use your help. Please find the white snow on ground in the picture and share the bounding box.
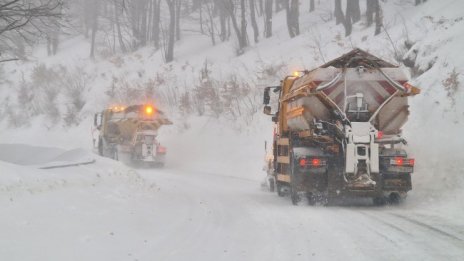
[1,0,464,260]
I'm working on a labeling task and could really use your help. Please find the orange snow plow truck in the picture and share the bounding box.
[263,49,420,205]
[93,104,172,167]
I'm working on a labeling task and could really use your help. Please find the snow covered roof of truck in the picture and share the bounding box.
[320,48,397,68]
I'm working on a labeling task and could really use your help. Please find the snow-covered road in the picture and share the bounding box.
[1,156,463,261]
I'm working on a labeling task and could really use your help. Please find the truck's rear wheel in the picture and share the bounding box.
[388,193,401,204]
[276,181,285,197]
[306,192,316,206]
[326,161,341,206]
[290,156,301,205]
[373,197,387,206]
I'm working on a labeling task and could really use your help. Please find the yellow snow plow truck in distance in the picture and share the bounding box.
[263,49,420,206]
[93,104,172,167]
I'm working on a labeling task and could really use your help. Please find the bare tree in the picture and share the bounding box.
[175,0,181,41]
[89,0,99,58]
[250,0,259,43]
[366,0,374,27]
[264,0,273,38]
[152,0,161,49]
[275,0,284,12]
[0,0,63,62]
[309,0,314,12]
[164,0,176,62]
[347,0,360,23]
[203,0,217,45]
[374,0,382,35]
[334,0,343,25]
[285,0,299,38]
[224,0,248,54]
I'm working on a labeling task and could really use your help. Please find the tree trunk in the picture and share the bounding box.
[309,0,314,12]
[250,0,259,43]
[275,0,284,12]
[153,0,161,49]
[351,0,360,23]
[199,0,204,34]
[175,0,181,41]
[140,0,148,46]
[264,0,273,38]
[90,1,99,58]
[286,0,299,38]
[374,0,382,35]
[219,0,228,41]
[240,0,249,47]
[291,0,299,36]
[258,0,264,16]
[334,0,343,25]
[344,0,352,36]
[205,2,216,45]
[165,0,176,62]
[366,0,374,27]
[226,0,247,53]
[114,1,127,53]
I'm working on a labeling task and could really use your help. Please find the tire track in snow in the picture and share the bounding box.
[388,213,464,242]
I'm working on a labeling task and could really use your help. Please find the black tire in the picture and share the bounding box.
[326,162,341,206]
[289,153,300,206]
[306,192,316,206]
[388,193,401,205]
[112,147,119,161]
[276,181,285,197]
[373,197,387,206]
[269,178,275,192]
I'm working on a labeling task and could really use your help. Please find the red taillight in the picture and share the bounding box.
[390,157,414,166]
[157,146,167,154]
[299,157,325,168]
[312,158,321,167]
[377,131,384,139]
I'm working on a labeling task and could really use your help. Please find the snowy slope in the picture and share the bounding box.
[0,1,464,259]
[1,0,462,199]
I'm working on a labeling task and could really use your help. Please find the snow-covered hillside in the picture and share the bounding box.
[1,0,462,198]
[1,0,463,260]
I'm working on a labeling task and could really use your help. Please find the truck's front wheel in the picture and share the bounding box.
[268,177,275,192]
[98,138,104,156]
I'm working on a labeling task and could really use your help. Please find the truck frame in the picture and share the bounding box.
[263,49,420,205]
[93,104,172,167]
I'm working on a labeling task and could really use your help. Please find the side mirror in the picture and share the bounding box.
[263,105,272,115]
[263,87,271,105]
[94,114,98,127]
[94,113,102,129]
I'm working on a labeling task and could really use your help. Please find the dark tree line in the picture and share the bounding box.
[0,0,423,64]
[335,0,382,37]
[0,0,63,62]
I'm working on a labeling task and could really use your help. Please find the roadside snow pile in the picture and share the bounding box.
[0,144,94,168]
[0,144,63,166]
[0,144,158,200]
